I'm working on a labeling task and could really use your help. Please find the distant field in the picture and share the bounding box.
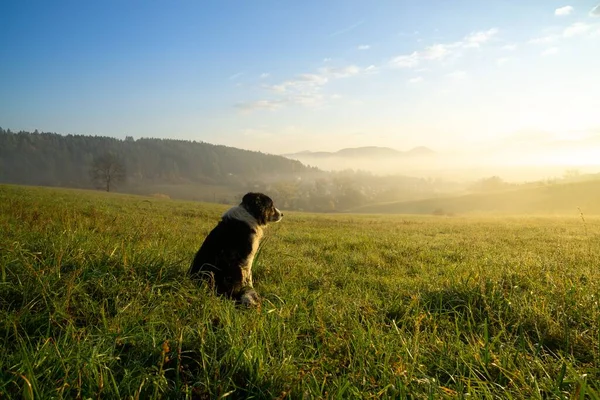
[125,182,241,204]
[1,184,600,398]
[353,179,600,216]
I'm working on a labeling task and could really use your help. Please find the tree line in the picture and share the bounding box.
[0,128,314,189]
[0,128,466,212]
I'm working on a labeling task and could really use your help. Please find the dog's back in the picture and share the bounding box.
[189,218,257,298]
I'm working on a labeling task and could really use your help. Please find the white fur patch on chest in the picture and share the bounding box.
[222,205,264,288]
[241,227,262,287]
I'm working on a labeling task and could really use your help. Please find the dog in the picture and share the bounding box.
[189,192,283,306]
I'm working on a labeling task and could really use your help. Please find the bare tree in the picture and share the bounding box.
[89,153,126,192]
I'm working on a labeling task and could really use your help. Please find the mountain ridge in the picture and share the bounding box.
[283,146,436,159]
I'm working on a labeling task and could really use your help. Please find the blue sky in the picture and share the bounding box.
[1,0,599,154]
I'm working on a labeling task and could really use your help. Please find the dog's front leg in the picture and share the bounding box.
[239,266,260,306]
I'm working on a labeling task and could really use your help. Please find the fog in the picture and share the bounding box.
[283,135,600,182]
[276,140,600,215]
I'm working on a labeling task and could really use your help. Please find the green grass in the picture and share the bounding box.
[352,179,600,215]
[125,182,240,204]
[1,184,600,399]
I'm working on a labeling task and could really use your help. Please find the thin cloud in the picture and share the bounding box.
[266,65,364,93]
[330,21,364,37]
[319,65,362,78]
[357,44,371,50]
[268,73,329,93]
[289,93,326,107]
[390,43,457,68]
[590,4,600,16]
[236,93,331,112]
[408,76,424,84]
[463,28,499,48]
[388,27,498,69]
[501,44,518,51]
[563,22,592,37]
[497,57,510,66]
[422,43,456,60]
[242,64,370,112]
[364,65,379,74]
[235,99,285,112]
[555,6,574,16]
[259,73,270,79]
[541,47,559,56]
[389,52,420,68]
[228,72,244,81]
[528,22,596,47]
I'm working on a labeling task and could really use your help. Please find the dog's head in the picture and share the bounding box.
[241,192,283,225]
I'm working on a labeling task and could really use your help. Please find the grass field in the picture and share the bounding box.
[352,179,600,216]
[1,184,600,399]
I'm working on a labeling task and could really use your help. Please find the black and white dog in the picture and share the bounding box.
[189,192,283,306]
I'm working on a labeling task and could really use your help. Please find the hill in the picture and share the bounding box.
[0,128,315,191]
[284,146,436,159]
[282,145,438,174]
[352,178,600,215]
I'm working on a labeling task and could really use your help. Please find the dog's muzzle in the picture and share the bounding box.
[270,208,283,222]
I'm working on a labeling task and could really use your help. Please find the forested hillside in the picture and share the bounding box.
[0,128,458,210]
[0,128,314,188]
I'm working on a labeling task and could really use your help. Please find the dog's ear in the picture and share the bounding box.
[243,193,273,208]
[241,193,259,212]
[242,192,258,206]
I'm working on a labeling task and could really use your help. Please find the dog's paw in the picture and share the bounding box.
[240,288,261,307]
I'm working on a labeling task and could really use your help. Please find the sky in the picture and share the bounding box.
[1,0,599,155]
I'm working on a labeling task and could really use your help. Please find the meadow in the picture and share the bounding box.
[352,179,600,216]
[1,184,599,399]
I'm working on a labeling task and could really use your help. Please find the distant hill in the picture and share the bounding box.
[351,179,600,215]
[282,145,438,174]
[406,146,437,157]
[284,146,436,159]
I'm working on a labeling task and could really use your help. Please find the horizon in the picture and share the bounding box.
[1,0,599,161]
